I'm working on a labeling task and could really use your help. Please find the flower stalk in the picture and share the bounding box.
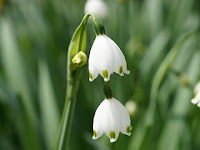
[55,16,89,150]
[55,13,130,149]
[55,14,106,150]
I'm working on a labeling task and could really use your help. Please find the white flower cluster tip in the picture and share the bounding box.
[93,97,132,143]
[89,34,130,82]
[191,81,200,107]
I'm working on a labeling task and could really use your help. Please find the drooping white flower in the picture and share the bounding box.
[88,34,130,82]
[194,81,200,94]
[92,97,132,143]
[191,81,200,107]
[84,0,108,19]
[191,92,200,107]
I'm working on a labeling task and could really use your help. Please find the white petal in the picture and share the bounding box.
[196,92,200,99]
[191,98,198,104]
[113,98,131,136]
[108,131,119,143]
[89,35,114,81]
[93,98,132,142]
[194,81,200,94]
[88,34,130,81]
[89,58,98,81]
[105,35,130,75]
[101,99,121,135]
[191,92,200,107]
[93,100,107,139]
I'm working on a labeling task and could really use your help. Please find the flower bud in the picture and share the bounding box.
[72,51,87,68]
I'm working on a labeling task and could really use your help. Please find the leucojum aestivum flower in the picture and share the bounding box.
[88,34,130,82]
[92,84,132,142]
[55,14,131,150]
[191,81,200,107]
[88,29,131,142]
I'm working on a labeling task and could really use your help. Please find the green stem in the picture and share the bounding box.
[103,82,112,99]
[54,13,104,150]
[90,14,105,35]
[55,69,82,150]
[65,70,82,149]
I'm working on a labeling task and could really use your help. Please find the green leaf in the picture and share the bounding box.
[147,32,195,126]
[157,51,200,150]
[39,60,60,150]
[0,17,42,150]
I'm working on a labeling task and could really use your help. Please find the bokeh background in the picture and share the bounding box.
[0,0,200,150]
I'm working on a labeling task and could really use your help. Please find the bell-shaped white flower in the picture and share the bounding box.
[92,97,132,143]
[191,81,200,107]
[84,0,108,19]
[88,34,130,82]
[194,81,200,94]
[191,92,200,107]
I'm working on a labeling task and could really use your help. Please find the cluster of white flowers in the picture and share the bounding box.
[87,29,131,142]
[191,81,200,107]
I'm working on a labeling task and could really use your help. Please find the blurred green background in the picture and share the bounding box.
[0,0,200,150]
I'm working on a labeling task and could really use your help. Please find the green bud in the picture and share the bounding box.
[72,51,87,68]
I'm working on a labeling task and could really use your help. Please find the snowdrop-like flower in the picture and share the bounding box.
[191,81,200,107]
[84,0,108,19]
[93,97,132,143]
[194,81,200,94]
[88,34,130,82]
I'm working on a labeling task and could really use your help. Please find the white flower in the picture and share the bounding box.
[191,92,200,107]
[84,0,108,19]
[194,81,200,94]
[191,81,200,107]
[88,34,130,82]
[92,97,132,143]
